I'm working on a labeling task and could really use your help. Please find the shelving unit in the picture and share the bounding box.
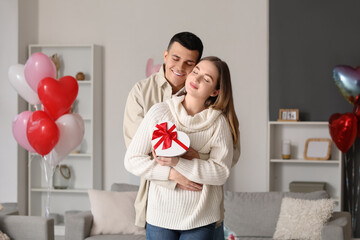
[268,121,343,210]
[27,44,102,236]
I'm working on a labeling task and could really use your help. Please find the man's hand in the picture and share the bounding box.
[181,147,200,160]
[169,168,202,191]
[153,149,179,167]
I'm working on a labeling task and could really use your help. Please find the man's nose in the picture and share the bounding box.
[176,61,186,71]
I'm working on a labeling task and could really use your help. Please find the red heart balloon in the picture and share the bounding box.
[27,111,60,156]
[38,76,78,120]
[329,113,358,153]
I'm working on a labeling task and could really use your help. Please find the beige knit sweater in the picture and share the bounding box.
[124,95,233,230]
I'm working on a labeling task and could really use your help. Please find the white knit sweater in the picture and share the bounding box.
[124,95,233,230]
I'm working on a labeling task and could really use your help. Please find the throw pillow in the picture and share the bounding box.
[0,230,10,240]
[88,189,145,236]
[273,197,334,240]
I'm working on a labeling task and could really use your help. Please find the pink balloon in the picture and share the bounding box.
[48,113,85,166]
[146,58,161,77]
[24,52,56,92]
[12,111,36,152]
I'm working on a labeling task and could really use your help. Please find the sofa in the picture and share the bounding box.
[65,183,351,240]
[0,215,54,240]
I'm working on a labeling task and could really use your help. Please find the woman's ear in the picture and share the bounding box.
[210,89,219,97]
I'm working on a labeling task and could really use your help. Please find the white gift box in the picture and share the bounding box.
[151,121,190,157]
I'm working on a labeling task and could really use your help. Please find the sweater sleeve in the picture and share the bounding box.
[124,103,171,181]
[174,116,233,185]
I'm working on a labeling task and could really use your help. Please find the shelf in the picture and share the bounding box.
[269,121,328,125]
[27,44,102,236]
[268,121,343,211]
[30,153,91,158]
[68,153,92,157]
[77,80,92,85]
[31,188,88,193]
[270,159,340,164]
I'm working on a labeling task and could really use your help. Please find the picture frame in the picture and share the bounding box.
[278,109,299,121]
[304,138,331,160]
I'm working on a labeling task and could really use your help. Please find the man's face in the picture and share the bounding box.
[163,42,200,93]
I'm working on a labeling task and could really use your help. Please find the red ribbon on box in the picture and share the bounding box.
[152,122,189,151]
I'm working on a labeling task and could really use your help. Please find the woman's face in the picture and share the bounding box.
[185,60,219,101]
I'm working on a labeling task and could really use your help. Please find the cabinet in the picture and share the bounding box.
[268,121,343,210]
[27,44,102,235]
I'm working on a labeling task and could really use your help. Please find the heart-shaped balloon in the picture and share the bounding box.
[8,64,40,105]
[146,58,162,77]
[27,111,60,156]
[38,76,79,120]
[329,112,357,153]
[48,113,85,166]
[12,111,36,152]
[24,52,56,92]
[333,65,360,104]
[151,121,190,157]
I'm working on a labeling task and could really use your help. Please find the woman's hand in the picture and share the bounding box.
[181,147,200,160]
[153,149,179,167]
[169,168,203,191]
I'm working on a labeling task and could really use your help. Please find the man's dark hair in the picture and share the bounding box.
[167,32,203,63]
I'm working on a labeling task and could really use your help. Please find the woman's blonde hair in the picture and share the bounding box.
[203,56,239,145]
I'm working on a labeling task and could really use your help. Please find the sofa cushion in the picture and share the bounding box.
[224,191,328,237]
[88,189,145,236]
[273,197,334,240]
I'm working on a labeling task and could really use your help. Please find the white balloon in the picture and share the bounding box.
[49,113,85,166]
[8,64,40,105]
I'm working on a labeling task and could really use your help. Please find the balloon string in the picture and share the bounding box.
[352,143,360,231]
[352,144,357,233]
[42,156,55,218]
[344,152,351,217]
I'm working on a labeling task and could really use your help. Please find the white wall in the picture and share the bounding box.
[0,0,19,202]
[2,0,268,201]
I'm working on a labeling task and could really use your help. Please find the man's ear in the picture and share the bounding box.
[210,89,219,97]
[163,50,168,62]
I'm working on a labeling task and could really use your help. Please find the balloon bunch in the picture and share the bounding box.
[329,65,360,153]
[9,52,85,167]
[331,65,360,234]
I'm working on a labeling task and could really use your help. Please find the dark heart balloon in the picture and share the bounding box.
[38,76,78,120]
[27,110,60,156]
[333,65,360,104]
[329,112,357,153]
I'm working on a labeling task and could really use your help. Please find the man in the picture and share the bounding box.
[123,32,239,239]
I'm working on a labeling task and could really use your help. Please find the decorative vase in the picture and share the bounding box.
[53,165,71,189]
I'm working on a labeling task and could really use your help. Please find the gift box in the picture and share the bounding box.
[151,121,190,157]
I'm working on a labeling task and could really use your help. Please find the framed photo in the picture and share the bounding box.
[278,109,299,121]
[304,138,331,160]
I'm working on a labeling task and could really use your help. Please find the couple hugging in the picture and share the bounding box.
[123,32,240,240]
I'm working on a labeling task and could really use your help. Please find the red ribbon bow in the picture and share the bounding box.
[152,122,189,151]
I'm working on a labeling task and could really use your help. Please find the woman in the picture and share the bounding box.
[125,56,239,239]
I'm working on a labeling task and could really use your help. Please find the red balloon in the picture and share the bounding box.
[329,113,358,153]
[38,76,78,120]
[27,111,60,156]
